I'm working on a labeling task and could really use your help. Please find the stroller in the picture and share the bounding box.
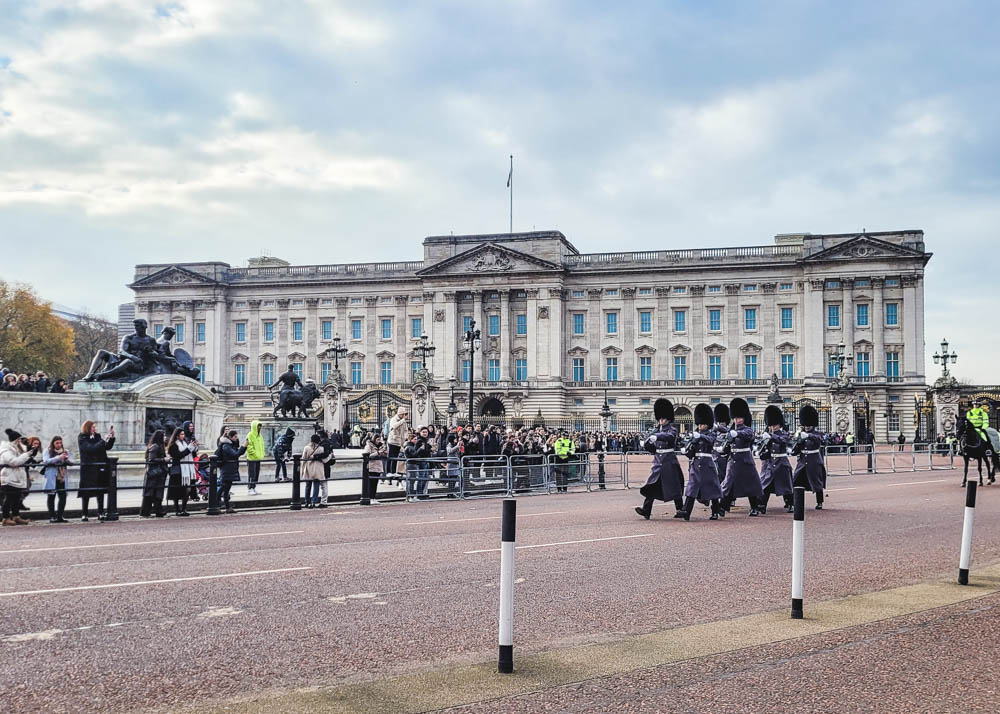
[189,454,211,502]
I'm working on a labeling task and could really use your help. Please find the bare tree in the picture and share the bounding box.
[68,311,118,383]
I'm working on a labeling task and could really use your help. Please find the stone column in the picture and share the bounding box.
[364,296,378,384]
[725,284,741,377]
[655,287,670,379]
[276,299,290,370]
[842,280,854,369]
[306,297,319,381]
[499,289,511,380]
[760,282,777,377]
[872,278,884,377]
[689,286,705,378]
[804,279,825,379]
[526,289,539,379]
[181,300,195,358]
[247,300,261,384]
[395,294,408,383]
[621,287,636,379]
[548,288,564,379]
[423,291,437,381]
[909,274,924,379]
[587,288,602,379]
[443,291,458,380]
[473,291,486,381]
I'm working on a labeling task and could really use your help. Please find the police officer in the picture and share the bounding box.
[720,398,764,516]
[679,403,723,520]
[790,404,827,509]
[553,430,575,493]
[759,405,794,514]
[967,400,991,447]
[634,398,685,519]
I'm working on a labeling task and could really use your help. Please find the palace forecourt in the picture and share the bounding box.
[127,229,930,440]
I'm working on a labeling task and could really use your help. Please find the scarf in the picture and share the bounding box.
[50,446,68,484]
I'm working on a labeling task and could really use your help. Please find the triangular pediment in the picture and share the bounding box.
[259,352,277,361]
[704,342,727,354]
[416,242,563,276]
[740,342,763,353]
[805,235,925,263]
[775,342,799,352]
[129,265,223,288]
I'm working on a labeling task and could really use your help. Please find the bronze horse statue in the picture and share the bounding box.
[957,416,995,487]
[272,381,320,419]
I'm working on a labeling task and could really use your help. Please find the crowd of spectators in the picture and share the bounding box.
[0,369,68,393]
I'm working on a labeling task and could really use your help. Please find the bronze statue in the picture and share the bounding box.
[156,327,200,380]
[82,319,200,382]
[269,366,318,418]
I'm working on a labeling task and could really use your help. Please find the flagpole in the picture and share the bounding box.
[509,154,513,234]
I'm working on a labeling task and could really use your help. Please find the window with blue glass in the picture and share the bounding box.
[411,317,422,338]
[234,363,245,386]
[673,356,687,381]
[486,314,498,336]
[196,322,205,342]
[744,354,758,379]
[828,305,840,327]
[573,313,585,335]
[886,303,898,326]
[856,304,869,327]
[828,356,838,378]
[462,316,473,333]
[709,355,722,380]
[292,320,303,341]
[606,357,618,381]
[380,361,392,384]
[606,312,618,334]
[515,359,527,381]
[744,308,757,331]
[639,356,652,381]
[351,319,362,340]
[516,314,527,335]
[639,311,652,333]
[350,362,362,385]
[411,361,421,381]
[263,363,274,385]
[381,318,392,340]
[263,321,274,342]
[174,323,184,343]
[886,351,899,378]
[322,320,332,340]
[674,310,686,332]
[196,364,205,384]
[781,354,794,379]
[856,352,870,377]
[153,323,163,338]
[488,359,500,381]
[572,358,585,382]
[321,362,332,383]
[461,359,471,382]
[291,363,303,380]
[780,307,793,330]
[235,322,245,342]
[709,309,721,331]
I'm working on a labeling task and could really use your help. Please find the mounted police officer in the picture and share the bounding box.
[759,405,794,514]
[966,400,992,449]
[720,397,764,517]
[634,398,685,520]
[679,403,723,521]
[790,404,827,509]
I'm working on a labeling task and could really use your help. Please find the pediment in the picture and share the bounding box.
[634,343,656,355]
[704,342,727,354]
[259,352,277,361]
[416,242,563,276]
[130,265,223,288]
[600,345,623,356]
[287,351,306,361]
[231,352,249,363]
[775,342,799,352]
[805,235,925,263]
[375,350,395,359]
[668,343,691,355]
[346,351,366,360]
[567,346,589,356]
[853,339,873,349]
[740,342,763,353]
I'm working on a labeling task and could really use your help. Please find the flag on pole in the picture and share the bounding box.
[507,161,512,188]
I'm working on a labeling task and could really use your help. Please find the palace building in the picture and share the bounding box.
[128,229,930,440]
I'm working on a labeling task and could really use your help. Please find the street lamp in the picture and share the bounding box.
[932,337,958,378]
[830,341,854,387]
[599,388,613,432]
[885,401,895,437]
[447,376,458,427]
[463,319,482,425]
[414,334,436,370]
[325,335,348,373]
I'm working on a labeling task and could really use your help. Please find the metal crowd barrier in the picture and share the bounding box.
[825,443,956,476]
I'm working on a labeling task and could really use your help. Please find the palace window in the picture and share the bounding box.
[606,312,618,335]
[262,363,274,385]
[174,323,184,343]
[673,356,687,381]
[639,287,653,296]
[381,318,392,340]
[411,317,422,338]
[573,358,585,382]
[291,363,303,380]
[639,356,652,381]
[744,284,757,292]
[322,362,333,384]
[856,304,869,327]
[639,311,652,333]
[744,354,758,380]
[461,359,471,382]
[350,362,362,385]
[573,313,585,335]
[196,364,205,384]
[350,297,362,304]
[744,308,757,331]
[322,320,333,340]
[351,319,362,340]
[673,286,686,295]
[196,322,205,343]
[263,321,274,342]
[674,310,686,332]
[827,305,840,328]
[780,282,794,291]
[488,359,500,381]
[781,354,794,379]
[606,288,618,297]
[886,351,900,378]
[709,355,722,380]
[708,285,721,293]
[380,361,392,384]
[885,278,900,287]
[234,364,245,386]
[235,322,246,343]
[463,316,473,333]
[489,314,500,336]
[780,307,793,330]
[886,303,899,326]
[516,314,527,335]
[515,359,527,381]
[411,361,421,381]
[153,323,163,338]
[606,357,619,381]
[709,309,721,332]
[292,320,303,341]
[856,352,870,377]
[572,290,585,298]
[826,280,841,289]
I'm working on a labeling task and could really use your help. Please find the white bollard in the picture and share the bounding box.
[498,498,516,673]
[958,481,977,585]
[791,486,805,619]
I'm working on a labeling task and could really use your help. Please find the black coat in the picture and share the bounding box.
[77,432,115,497]
[217,441,247,483]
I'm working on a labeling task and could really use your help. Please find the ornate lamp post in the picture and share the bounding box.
[414,334,436,371]
[932,337,958,379]
[599,388,613,432]
[325,335,349,376]
[830,341,854,389]
[463,320,482,425]
[447,376,458,427]
[885,401,895,438]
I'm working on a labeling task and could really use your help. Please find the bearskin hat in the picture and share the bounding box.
[799,404,819,428]
[713,402,730,424]
[764,405,785,428]
[654,398,674,422]
[730,398,752,426]
[694,403,714,427]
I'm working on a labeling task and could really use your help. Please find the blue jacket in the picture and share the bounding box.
[41,449,74,491]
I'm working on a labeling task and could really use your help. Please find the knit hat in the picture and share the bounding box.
[5,428,22,441]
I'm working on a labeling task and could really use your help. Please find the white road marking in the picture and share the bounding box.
[887,479,947,487]
[197,606,243,618]
[0,531,305,555]
[0,567,312,598]
[405,511,566,525]
[465,533,657,554]
[825,487,858,492]
[3,629,62,643]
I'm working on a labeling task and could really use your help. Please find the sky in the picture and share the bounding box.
[0,0,997,382]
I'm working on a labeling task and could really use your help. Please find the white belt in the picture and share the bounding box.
[771,454,789,460]
[655,449,675,454]
[732,448,751,453]
[694,453,714,458]
[802,449,820,454]
[713,446,725,453]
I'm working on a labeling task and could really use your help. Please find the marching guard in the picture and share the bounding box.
[679,403,723,520]
[634,398,685,520]
[712,402,731,485]
[720,398,764,516]
[790,404,827,509]
[758,404,794,514]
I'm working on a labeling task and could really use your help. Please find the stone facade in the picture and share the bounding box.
[127,229,931,441]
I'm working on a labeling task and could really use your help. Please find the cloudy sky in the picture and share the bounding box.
[1,1,997,381]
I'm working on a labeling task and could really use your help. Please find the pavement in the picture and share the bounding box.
[0,466,997,713]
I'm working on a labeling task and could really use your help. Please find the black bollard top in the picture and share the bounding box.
[793,486,805,521]
[966,480,978,509]
[501,499,517,543]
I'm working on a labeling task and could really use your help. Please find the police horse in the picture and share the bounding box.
[956,416,995,487]
[271,381,320,419]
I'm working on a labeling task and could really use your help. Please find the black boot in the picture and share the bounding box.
[634,497,653,520]
[758,493,768,515]
[678,497,694,521]
[140,497,152,518]
[748,498,760,516]
[815,491,824,510]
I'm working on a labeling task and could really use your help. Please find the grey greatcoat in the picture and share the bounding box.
[721,425,764,500]
[759,429,794,497]
[683,430,723,502]
[639,424,685,503]
[711,423,730,486]
[792,431,827,493]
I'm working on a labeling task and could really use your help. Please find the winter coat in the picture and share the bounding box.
[273,430,295,460]
[301,443,325,480]
[721,425,764,500]
[639,424,684,502]
[217,441,247,483]
[0,440,35,489]
[387,415,408,447]
[759,429,794,497]
[683,430,722,502]
[792,430,827,493]
[363,440,386,473]
[145,443,168,489]
[245,420,266,461]
[41,448,74,492]
[78,432,115,497]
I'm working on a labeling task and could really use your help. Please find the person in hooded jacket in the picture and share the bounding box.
[1,429,38,525]
[217,430,247,513]
[273,427,295,482]
[679,403,723,520]
[758,405,795,514]
[720,398,764,517]
[634,399,685,519]
[790,404,828,509]
[245,420,265,495]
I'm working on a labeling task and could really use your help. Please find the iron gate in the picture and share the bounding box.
[344,389,412,430]
[783,399,832,434]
